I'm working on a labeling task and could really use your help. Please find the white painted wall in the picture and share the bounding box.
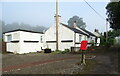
[75,33,88,47]
[7,43,20,53]
[59,24,74,51]
[45,25,56,51]
[19,31,44,54]
[93,31,101,46]
[4,31,44,54]
[96,38,100,46]
[75,26,100,46]
[4,31,20,53]
[4,31,20,42]
[45,24,74,51]
[4,24,100,54]
[45,24,98,51]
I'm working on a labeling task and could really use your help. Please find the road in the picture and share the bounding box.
[2,53,82,74]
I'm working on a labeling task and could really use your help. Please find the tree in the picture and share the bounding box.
[100,30,120,47]
[106,2,120,30]
[67,16,86,29]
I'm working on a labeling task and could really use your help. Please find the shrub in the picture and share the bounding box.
[53,49,70,54]
[64,49,70,52]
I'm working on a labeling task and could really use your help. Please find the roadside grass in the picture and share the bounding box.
[77,59,97,74]
[52,49,70,54]
[77,46,119,74]
[52,50,65,54]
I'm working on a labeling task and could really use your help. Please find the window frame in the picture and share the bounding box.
[40,36,43,43]
[7,34,12,42]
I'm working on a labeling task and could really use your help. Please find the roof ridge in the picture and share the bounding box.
[3,29,43,34]
[60,23,89,36]
[60,23,97,37]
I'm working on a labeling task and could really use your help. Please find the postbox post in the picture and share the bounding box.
[80,40,88,65]
[81,50,84,63]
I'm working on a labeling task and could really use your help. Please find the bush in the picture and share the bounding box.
[91,41,95,46]
[100,35,116,47]
[64,49,70,52]
[52,49,70,54]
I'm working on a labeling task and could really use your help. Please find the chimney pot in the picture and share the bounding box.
[95,29,99,33]
[73,21,77,28]
[54,15,61,24]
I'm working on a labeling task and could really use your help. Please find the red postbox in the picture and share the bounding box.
[80,40,88,50]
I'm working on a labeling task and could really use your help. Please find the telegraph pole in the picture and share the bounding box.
[106,20,108,42]
[56,0,59,50]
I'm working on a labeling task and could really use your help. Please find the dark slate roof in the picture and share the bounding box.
[60,23,89,36]
[80,28,97,37]
[3,29,43,34]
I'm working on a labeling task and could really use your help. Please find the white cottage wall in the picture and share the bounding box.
[4,31,44,54]
[4,31,20,53]
[96,38,100,46]
[7,43,20,53]
[4,31,20,42]
[45,24,75,51]
[59,24,74,51]
[45,25,56,51]
[75,33,88,47]
[19,31,43,54]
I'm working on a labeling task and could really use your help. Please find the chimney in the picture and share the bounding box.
[73,21,77,28]
[94,29,99,33]
[54,15,61,24]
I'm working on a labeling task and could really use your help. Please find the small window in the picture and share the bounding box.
[79,35,82,42]
[85,36,87,40]
[87,36,90,41]
[7,35,12,42]
[40,36,43,43]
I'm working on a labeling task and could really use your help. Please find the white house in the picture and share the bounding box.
[93,29,101,46]
[44,16,100,51]
[3,29,44,54]
[3,15,101,54]
[44,22,100,51]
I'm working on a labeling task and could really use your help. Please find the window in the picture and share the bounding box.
[7,35,12,42]
[79,35,82,42]
[87,36,90,41]
[85,36,87,40]
[40,36,43,43]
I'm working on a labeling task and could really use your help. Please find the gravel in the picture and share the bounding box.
[2,53,83,74]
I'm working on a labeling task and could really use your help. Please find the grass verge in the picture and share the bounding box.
[77,59,97,74]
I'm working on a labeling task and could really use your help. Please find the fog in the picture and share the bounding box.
[0,20,48,39]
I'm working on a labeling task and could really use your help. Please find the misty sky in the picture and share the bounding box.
[1,1,110,33]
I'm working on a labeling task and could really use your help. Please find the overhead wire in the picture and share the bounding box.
[83,0,105,20]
